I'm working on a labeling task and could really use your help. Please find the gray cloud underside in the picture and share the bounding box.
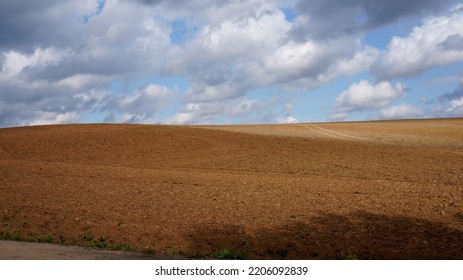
[438,83,463,102]
[0,0,86,52]
[291,0,454,40]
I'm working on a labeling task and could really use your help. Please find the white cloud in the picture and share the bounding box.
[445,97,463,114]
[0,0,178,127]
[56,74,113,90]
[195,8,289,59]
[26,112,81,126]
[2,0,461,127]
[285,44,379,93]
[166,98,274,125]
[334,80,405,116]
[174,6,373,105]
[166,102,225,125]
[277,116,298,124]
[373,5,463,80]
[74,90,110,110]
[331,46,379,77]
[143,0,281,26]
[261,38,364,85]
[1,48,64,77]
[378,103,424,119]
[432,81,463,117]
[185,82,246,102]
[108,84,176,122]
[176,7,292,102]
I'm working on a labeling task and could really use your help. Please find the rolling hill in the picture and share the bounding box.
[1,118,462,259]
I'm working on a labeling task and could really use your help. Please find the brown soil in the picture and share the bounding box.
[0,118,462,259]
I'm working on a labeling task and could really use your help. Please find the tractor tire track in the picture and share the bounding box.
[301,124,366,141]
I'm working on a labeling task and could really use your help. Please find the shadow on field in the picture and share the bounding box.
[186,211,463,259]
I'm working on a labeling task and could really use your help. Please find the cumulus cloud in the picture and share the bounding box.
[170,7,290,102]
[166,97,280,125]
[331,80,405,120]
[378,103,424,119]
[27,112,81,126]
[330,46,380,78]
[0,0,178,127]
[1,0,462,127]
[31,1,174,81]
[163,3,377,123]
[132,0,281,25]
[434,81,463,117]
[263,38,357,84]
[1,48,64,77]
[105,84,176,122]
[171,6,375,104]
[277,116,298,124]
[445,97,463,115]
[373,5,463,80]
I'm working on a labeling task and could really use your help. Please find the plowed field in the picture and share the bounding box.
[1,118,462,259]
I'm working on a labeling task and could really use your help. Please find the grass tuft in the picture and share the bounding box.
[37,234,54,243]
[337,251,358,260]
[214,248,250,260]
[1,230,54,244]
[82,233,133,252]
[1,230,22,241]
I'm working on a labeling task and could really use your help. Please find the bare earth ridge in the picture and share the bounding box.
[0,118,462,259]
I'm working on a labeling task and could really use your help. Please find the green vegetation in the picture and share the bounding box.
[214,248,250,260]
[83,233,133,252]
[83,232,94,242]
[1,229,357,259]
[0,229,132,252]
[213,242,252,259]
[164,245,185,256]
[337,251,358,260]
[35,234,54,243]
[0,230,54,243]
[1,230,22,241]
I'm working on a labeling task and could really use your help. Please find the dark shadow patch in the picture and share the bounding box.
[454,212,463,223]
[185,211,463,259]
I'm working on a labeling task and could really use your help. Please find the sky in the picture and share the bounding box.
[1,0,463,127]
